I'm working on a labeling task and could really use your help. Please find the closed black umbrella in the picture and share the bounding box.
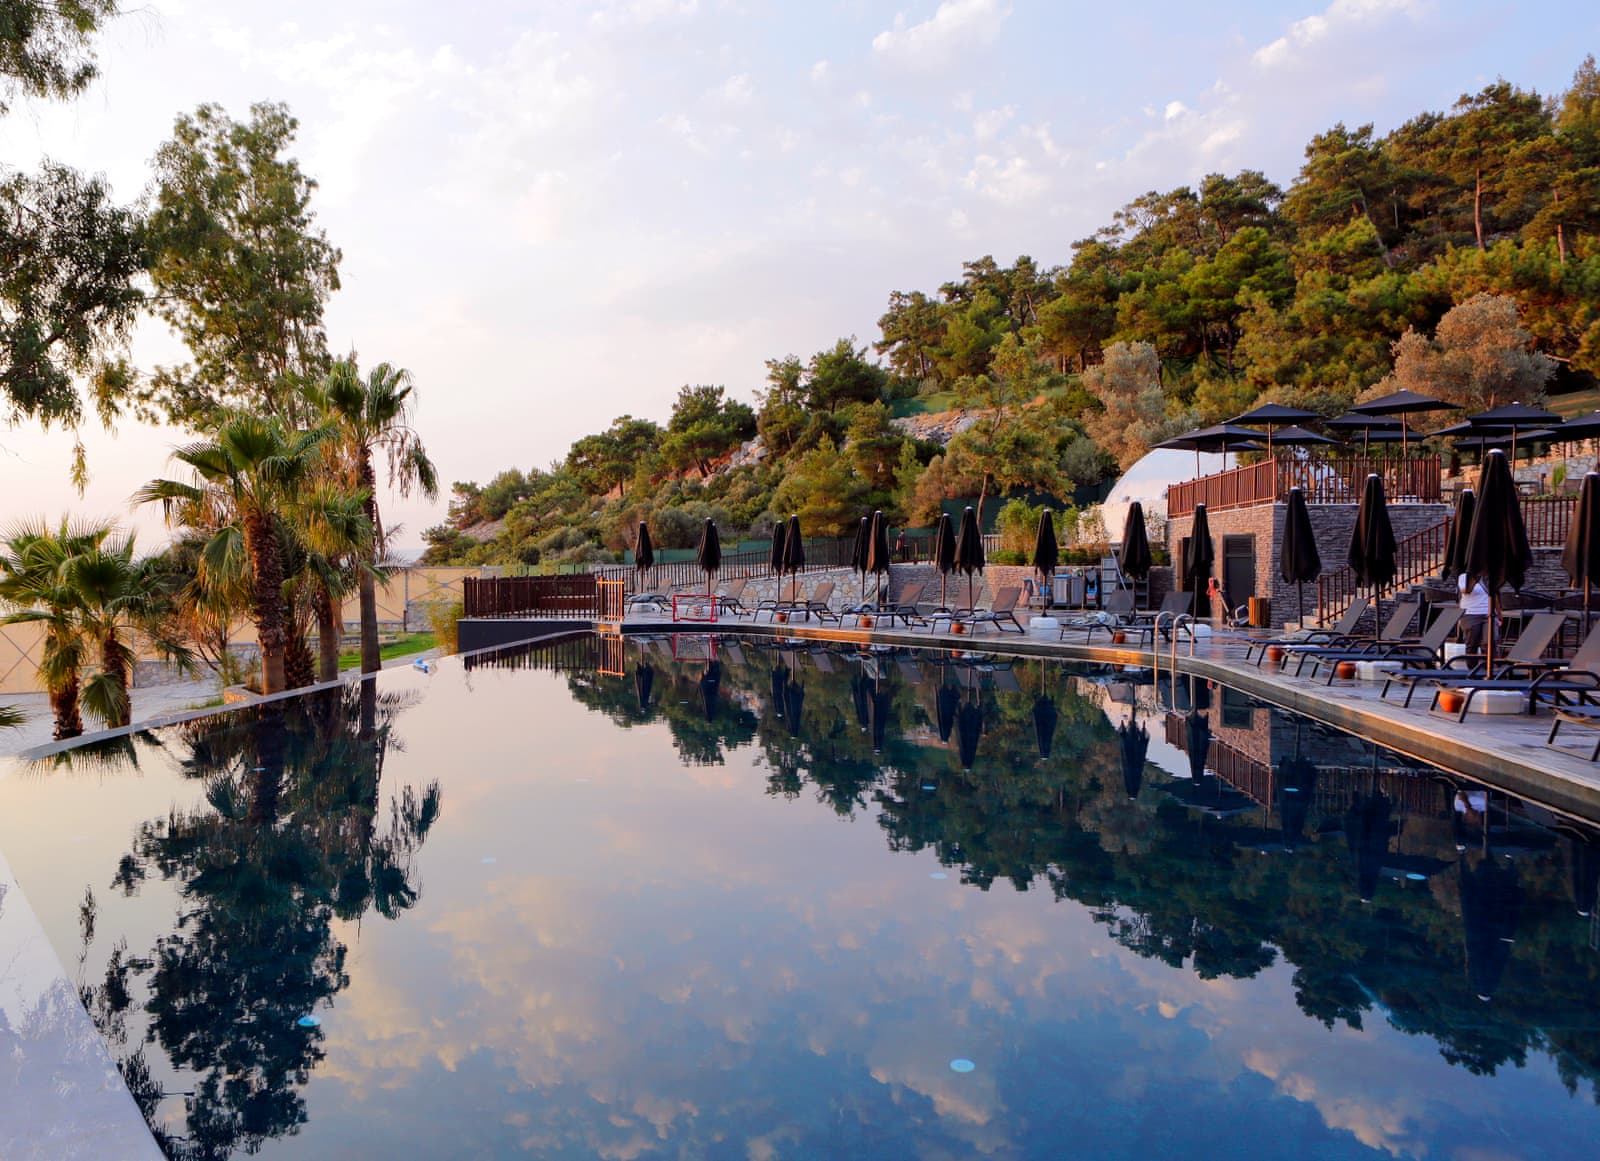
[784,514,806,582]
[1441,487,1476,580]
[1032,694,1058,760]
[1460,857,1522,1002]
[1561,472,1600,625]
[1348,474,1397,637]
[851,672,871,731]
[1119,718,1149,800]
[956,700,983,770]
[696,519,721,599]
[932,511,957,611]
[635,662,655,711]
[1185,711,1211,783]
[1280,487,1322,625]
[769,518,787,579]
[936,683,959,743]
[1346,790,1392,903]
[635,521,655,586]
[771,663,789,717]
[870,681,892,754]
[866,509,891,606]
[1185,504,1215,619]
[1031,510,1059,603]
[1562,826,1600,917]
[1463,450,1531,674]
[1277,755,1317,851]
[1120,501,1153,592]
[699,660,721,722]
[850,514,871,603]
[954,505,986,611]
[784,679,805,737]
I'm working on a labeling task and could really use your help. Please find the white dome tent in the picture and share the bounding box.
[1099,448,1235,546]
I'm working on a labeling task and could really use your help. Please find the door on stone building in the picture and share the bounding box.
[1222,535,1255,614]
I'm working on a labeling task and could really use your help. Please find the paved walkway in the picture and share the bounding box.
[0,676,223,757]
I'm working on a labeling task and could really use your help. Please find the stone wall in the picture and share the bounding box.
[1168,500,1452,629]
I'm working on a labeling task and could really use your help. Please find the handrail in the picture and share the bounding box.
[1168,455,1442,518]
[1316,516,1452,626]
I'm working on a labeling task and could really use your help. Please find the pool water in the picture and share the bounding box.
[2,633,1599,1159]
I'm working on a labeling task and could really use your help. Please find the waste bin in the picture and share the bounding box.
[1052,571,1082,607]
[1248,597,1272,628]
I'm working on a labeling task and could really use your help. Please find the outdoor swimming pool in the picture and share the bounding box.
[2,632,1599,1159]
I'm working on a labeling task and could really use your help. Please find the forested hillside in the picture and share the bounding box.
[424,59,1600,567]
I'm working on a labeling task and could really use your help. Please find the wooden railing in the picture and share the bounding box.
[463,575,599,619]
[1316,517,1452,626]
[597,578,626,620]
[1522,496,1576,546]
[1168,456,1442,518]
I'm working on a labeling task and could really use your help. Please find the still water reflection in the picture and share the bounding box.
[0,634,1598,1159]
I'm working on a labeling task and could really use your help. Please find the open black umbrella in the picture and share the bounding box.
[696,519,722,601]
[1348,474,1398,637]
[1032,693,1058,760]
[635,521,656,589]
[1232,402,1321,456]
[1325,411,1400,456]
[1561,472,1600,626]
[931,511,957,611]
[1463,450,1531,674]
[1346,789,1392,903]
[1351,388,1461,452]
[1119,718,1149,800]
[1266,424,1338,448]
[954,505,986,611]
[850,514,871,603]
[1460,857,1522,1002]
[1120,502,1153,596]
[1441,487,1476,580]
[956,699,983,770]
[1185,504,1215,619]
[784,514,806,582]
[1469,402,1560,464]
[1031,509,1059,605]
[936,683,959,743]
[1554,410,1600,443]
[1280,486,1322,624]
[634,662,655,711]
[866,509,892,606]
[769,518,787,579]
[1158,422,1265,477]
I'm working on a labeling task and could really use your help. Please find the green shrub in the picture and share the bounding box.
[989,548,1027,565]
[428,601,464,655]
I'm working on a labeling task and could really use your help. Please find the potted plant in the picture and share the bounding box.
[860,614,874,628]
[1437,688,1464,714]
[1266,645,1285,665]
[1111,630,1127,645]
[1334,660,1358,681]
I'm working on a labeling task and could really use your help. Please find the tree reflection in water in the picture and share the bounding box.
[529,636,1600,1104]
[72,681,440,1160]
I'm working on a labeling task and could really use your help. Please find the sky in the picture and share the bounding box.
[1,0,1596,552]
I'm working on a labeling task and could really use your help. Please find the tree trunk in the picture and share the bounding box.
[284,618,315,690]
[101,633,131,728]
[359,452,382,676]
[51,674,82,740]
[1473,166,1485,250]
[243,511,288,694]
[316,585,341,682]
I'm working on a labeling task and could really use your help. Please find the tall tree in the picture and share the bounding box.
[0,0,117,114]
[143,102,341,427]
[311,357,438,675]
[137,414,334,695]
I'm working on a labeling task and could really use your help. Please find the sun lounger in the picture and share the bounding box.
[1380,611,1567,709]
[1307,607,1461,683]
[959,587,1025,634]
[1427,615,1600,721]
[1287,602,1419,675]
[1245,598,1369,664]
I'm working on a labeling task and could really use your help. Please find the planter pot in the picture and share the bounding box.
[952,622,966,635]
[1266,645,1286,665]
[776,612,788,624]
[859,615,874,628]
[1437,689,1464,714]
[1111,631,1127,645]
[1334,660,1358,681]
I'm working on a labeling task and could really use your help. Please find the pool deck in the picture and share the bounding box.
[604,607,1600,823]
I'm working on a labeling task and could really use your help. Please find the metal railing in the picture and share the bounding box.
[1316,517,1452,626]
[1168,456,1442,518]
[463,575,599,619]
[1522,495,1576,546]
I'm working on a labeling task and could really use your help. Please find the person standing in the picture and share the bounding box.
[1459,572,1492,653]
[895,529,909,562]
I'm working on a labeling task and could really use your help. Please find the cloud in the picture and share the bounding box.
[1253,0,1428,70]
[872,0,1012,71]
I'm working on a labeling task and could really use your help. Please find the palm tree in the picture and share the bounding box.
[137,413,333,695]
[1,519,105,739]
[312,358,438,674]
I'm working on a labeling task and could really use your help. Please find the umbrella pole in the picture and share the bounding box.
[1298,582,1305,625]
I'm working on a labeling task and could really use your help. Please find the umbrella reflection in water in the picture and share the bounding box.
[1460,855,1523,1002]
[699,660,721,722]
[936,683,959,743]
[1119,717,1149,800]
[634,662,654,711]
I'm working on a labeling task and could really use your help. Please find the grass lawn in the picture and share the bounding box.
[339,632,437,671]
